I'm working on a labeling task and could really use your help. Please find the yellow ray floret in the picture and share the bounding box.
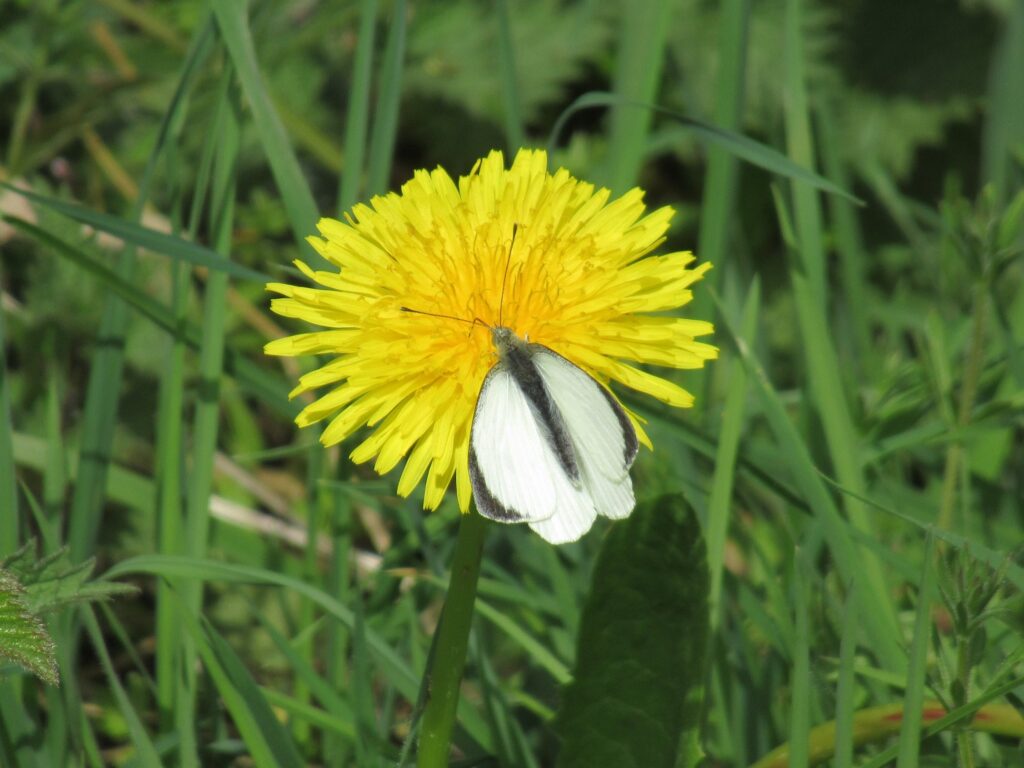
[265,148,716,512]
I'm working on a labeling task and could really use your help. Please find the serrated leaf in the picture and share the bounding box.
[0,570,58,686]
[406,0,608,126]
[1,540,137,616]
[555,495,709,768]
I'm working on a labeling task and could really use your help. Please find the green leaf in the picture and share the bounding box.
[0,569,57,686]
[1,542,136,617]
[405,0,606,130]
[555,495,708,768]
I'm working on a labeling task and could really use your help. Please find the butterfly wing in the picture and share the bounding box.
[531,348,638,521]
[469,365,564,524]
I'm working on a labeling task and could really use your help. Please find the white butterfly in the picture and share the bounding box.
[468,326,639,544]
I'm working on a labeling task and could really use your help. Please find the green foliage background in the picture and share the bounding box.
[0,0,1022,766]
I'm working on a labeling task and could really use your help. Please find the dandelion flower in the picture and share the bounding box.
[265,149,716,538]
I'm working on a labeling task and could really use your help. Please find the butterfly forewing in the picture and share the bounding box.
[469,367,561,523]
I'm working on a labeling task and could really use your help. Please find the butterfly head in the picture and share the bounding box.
[491,326,521,359]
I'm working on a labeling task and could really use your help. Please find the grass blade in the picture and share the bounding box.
[153,245,190,732]
[782,0,826,299]
[982,0,1024,200]
[788,553,811,768]
[817,102,870,373]
[183,78,240,616]
[337,0,379,214]
[547,91,860,203]
[693,0,749,323]
[172,596,304,768]
[897,530,936,767]
[473,598,571,684]
[41,351,65,548]
[712,288,906,670]
[365,0,407,196]
[779,0,902,669]
[212,0,321,260]
[707,279,758,628]
[65,17,214,563]
[101,554,494,752]
[602,0,673,192]
[248,600,356,732]
[833,583,858,768]
[495,0,525,151]
[82,607,162,767]
[0,272,18,552]
[174,68,242,768]
[0,185,266,282]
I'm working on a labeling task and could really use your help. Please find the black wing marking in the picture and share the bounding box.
[499,343,581,484]
[531,344,639,468]
[468,444,526,522]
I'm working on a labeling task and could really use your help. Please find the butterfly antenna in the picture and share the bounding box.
[499,223,518,327]
[400,306,475,326]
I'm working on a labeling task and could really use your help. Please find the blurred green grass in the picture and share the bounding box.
[1,0,1022,766]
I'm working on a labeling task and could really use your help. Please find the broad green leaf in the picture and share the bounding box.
[0,569,57,686]
[555,495,708,768]
[405,0,606,128]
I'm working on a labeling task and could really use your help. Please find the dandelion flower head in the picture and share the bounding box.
[265,149,716,512]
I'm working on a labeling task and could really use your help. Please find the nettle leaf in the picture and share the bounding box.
[1,541,137,616]
[555,495,709,768]
[0,570,58,686]
[406,0,607,125]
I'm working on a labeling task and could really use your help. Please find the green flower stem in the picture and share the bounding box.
[417,509,487,767]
